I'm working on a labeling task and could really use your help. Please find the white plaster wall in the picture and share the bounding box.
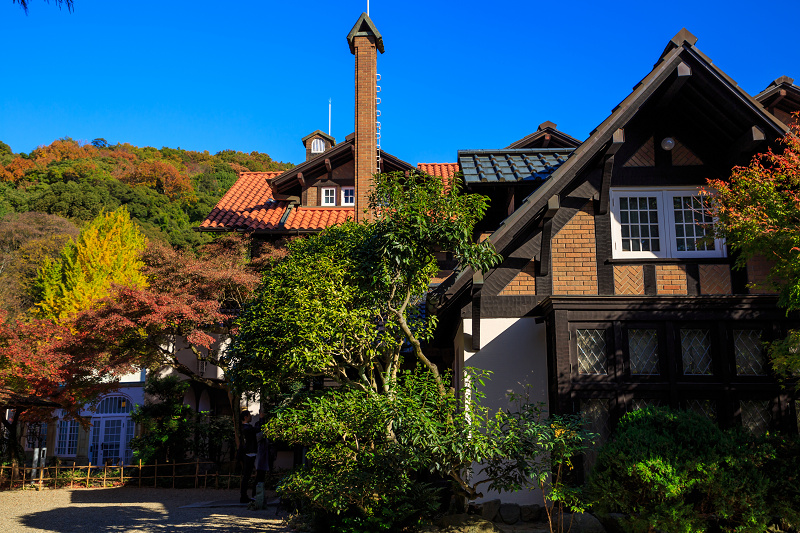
[460,317,549,505]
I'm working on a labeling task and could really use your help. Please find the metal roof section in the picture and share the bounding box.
[458,149,574,184]
[347,12,384,54]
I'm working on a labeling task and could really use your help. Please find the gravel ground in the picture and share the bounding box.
[0,487,294,533]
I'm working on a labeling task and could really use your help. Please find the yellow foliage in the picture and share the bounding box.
[33,207,148,321]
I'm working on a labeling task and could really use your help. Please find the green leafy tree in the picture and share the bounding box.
[129,375,194,464]
[32,207,147,321]
[706,121,800,386]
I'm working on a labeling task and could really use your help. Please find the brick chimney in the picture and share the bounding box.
[347,13,384,222]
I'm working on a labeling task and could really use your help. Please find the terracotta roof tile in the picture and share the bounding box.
[284,207,354,231]
[417,163,459,180]
[200,172,287,231]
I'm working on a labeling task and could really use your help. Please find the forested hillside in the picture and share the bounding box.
[0,138,293,249]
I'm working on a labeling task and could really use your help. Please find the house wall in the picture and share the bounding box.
[458,317,549,505]
[552,202,597,295]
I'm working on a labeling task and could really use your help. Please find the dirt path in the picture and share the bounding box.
[0,487,293,532]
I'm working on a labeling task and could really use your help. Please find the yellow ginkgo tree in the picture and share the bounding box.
[33,207,147,321]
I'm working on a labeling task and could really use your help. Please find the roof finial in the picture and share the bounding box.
[367,0,369,16]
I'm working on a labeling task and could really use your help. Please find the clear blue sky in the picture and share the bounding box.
[1,0,797,167]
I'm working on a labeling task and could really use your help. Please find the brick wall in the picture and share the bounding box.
[552,202,597,295]
[614,265,645,295]
[747,254,778,294]
[499,260,537,295]
[656,264,687,295]
[306,186,318,207]
[353,34,377,223]
[699,264,731,294]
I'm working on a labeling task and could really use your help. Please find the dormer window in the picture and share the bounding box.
[342,187,355,206]
[321,187,336,206]
[610,188,725,259]
[311,138,325,154]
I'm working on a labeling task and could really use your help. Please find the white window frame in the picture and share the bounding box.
[341,186,355,206]
[311,138,325,153]
[321,187,336,206]
[56,419,79,457]
[610,187,725,259]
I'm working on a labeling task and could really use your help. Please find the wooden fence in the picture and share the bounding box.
[0,459,241,491]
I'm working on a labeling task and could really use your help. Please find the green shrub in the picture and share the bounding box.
[586,407,798,533]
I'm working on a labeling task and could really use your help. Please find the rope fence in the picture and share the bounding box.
[0,459,242,491]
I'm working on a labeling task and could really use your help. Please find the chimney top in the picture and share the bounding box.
[347,12,384,54]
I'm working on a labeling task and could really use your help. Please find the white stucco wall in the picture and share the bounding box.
[459,317,549,505]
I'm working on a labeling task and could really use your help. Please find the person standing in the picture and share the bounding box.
[238,410,257,503]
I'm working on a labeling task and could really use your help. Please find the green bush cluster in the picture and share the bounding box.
[587,407,800,533]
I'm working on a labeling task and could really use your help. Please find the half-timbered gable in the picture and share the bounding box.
[436,29,800,473]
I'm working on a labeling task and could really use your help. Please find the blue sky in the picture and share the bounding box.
[1,0,797,166]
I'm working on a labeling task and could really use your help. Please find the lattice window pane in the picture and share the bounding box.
[681,329,713,375]
[741,400,770,435]
[577,329,607,375]
[630,398,661,412]
[629,329,659,375]
[672,195,714,252]
[734,330,766,376]
[619,196,660,252]
[685,399,716,421]
[581,399,610,474]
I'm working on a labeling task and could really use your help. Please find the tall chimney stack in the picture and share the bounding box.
[347,13,384,223]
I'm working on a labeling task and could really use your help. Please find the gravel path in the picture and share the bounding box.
[0,487,294,533]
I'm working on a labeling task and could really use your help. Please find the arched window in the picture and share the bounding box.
[94,395,133,415]
[311,138,325,153]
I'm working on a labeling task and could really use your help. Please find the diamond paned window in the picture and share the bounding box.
[618,196,660,252]
[672,195,715,252]
[577,329,607,375]
[681,329,713,375]
[740,400,770,435]
[630,398,661,412]
[685,399,716,421]
[734,330,766,376]
[581,399,610,474]
[629,329,659,375]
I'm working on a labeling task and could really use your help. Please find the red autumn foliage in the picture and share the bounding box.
[67,235,265,391]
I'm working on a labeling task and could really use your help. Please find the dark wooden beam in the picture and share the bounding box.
[471,271,484,351]
[538,195,560,276]
[598,129,624,215]
[297,172,305,188]
[542,133,551,148]
[657,61,692,109]
[767,89,787,115]
[324,158,332,173]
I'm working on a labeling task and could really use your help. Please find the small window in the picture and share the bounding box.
[740,400,770,434]
[610,188,725,259]
[576,329,607,375]
[342,187,355,206]
[311,138,325,153]
[321,187,336,206]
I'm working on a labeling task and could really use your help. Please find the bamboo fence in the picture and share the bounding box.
[0,458,241,491]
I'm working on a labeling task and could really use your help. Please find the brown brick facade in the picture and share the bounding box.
[656,264,687,295]
[746,254,779,294]
[699,264,732,294]
[552,202,597,295]
[499,260,537,295]
[353,34,378,223]
[613,265,645,295]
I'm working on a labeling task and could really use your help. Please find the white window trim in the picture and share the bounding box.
[341,186,355,206]
[56,419,79,457]
[321,187,336,206]
[311,138,325,153]
[610,187,725,259]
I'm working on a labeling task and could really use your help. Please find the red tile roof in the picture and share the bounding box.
[200,172,354,232]
[284,207,354,231]
[200,172,287,231]
[417,163,459,181]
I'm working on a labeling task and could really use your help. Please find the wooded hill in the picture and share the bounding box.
[0,138,293,249]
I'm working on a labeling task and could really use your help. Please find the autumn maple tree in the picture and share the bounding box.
[706,120,800,385]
